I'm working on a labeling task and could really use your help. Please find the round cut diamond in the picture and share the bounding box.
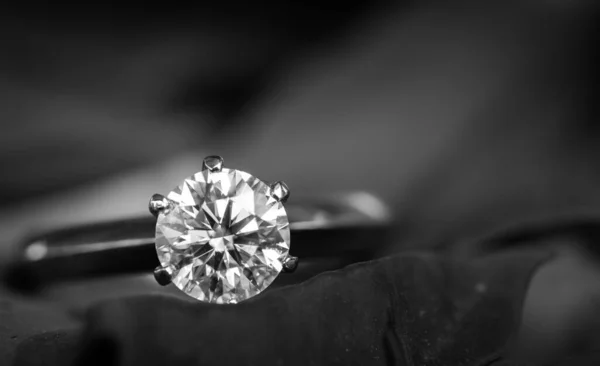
[155,168,290,303]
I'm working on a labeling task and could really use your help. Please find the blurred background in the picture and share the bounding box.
[1,0,600,364]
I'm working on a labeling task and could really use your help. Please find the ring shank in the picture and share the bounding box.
[4,192,391,292]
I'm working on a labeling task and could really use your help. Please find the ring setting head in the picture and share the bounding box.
[150,156,294,304]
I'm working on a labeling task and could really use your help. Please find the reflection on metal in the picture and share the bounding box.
[22,191,392,262]
[202,155,224,172]
[270,181,291,203]
[282,255,299,273]
[149,194,171,217]
[26,237,154,261]
[345,191,391,222]
[24,240,48,261]
[9,191,392,290]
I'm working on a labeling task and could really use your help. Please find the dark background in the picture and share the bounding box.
[0,2,382,203]
[1,1,599,252]
[1,1,600,364]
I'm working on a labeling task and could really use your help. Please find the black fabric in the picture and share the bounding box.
[13,250,549,366]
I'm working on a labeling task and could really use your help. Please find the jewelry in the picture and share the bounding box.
[150,156,294,304]
[5,157,390,304]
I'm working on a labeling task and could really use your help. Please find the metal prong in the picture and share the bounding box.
[149,194,170,217]
[270,181,290,203]
[154,265,174,286]
[282,255,298,273]
[202,155,224,172]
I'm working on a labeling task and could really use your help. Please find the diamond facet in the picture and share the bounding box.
[155,168,290,303]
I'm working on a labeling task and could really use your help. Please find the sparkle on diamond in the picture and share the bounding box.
[155,168,290,303]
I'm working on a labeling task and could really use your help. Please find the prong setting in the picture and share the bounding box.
[152,155,292,303]
[270,181,290,203]
[202,155,224,172]
[282,255,298,273]
[149,194,171,217]
[154,265,174,286]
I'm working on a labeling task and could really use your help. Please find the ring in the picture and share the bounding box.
[4,156,391,304]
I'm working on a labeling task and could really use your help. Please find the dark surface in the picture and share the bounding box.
[10,249,549,366]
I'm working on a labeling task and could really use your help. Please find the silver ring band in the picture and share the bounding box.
[4,192,391,293]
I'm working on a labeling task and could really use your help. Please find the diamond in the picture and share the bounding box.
[155,168,291,303]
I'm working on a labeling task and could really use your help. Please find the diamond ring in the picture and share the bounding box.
[150,155,295,304]
[5,159,390,304]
